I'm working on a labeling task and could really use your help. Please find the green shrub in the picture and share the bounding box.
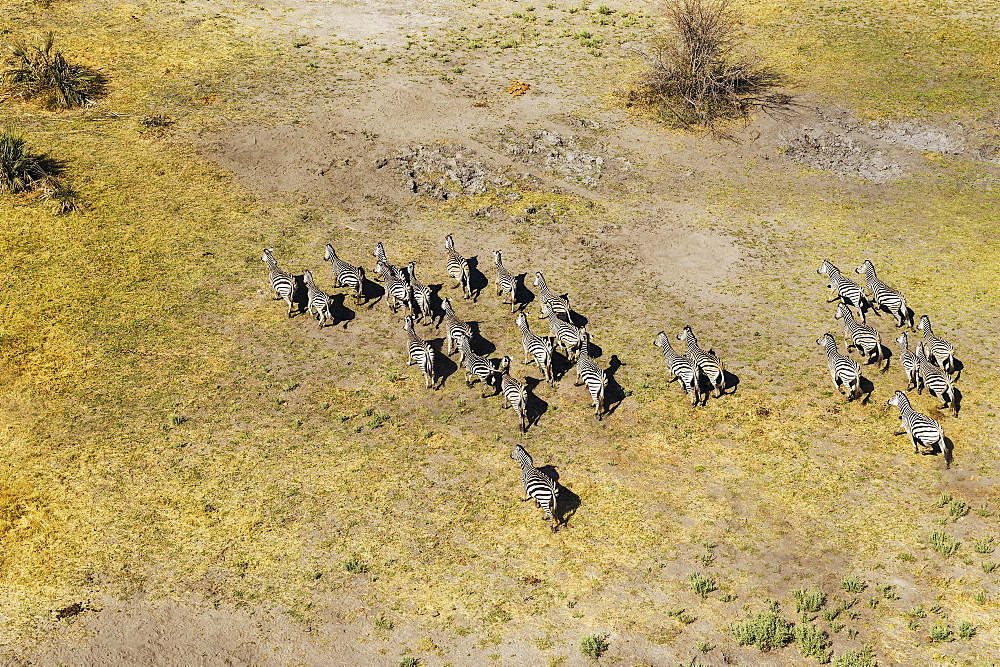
[948,499,969,519]
[732,603,794,652]
[840,575,866,593]
[579,633,609,660]
[928,621,953,642]
[3,32,104,108]
[688,572,717,598]
[958,621,976,639]
[343,557,369,574]
[374,615,394,631]
[795,623,831,661]
[930,531,959,556]
[833,646,877,667]
[793,588,827,613]
[982,560,997,574]
[0,127,49,193]
[399,658,420,667]
[973,537,995,554]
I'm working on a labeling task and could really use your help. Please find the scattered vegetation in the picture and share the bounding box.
[0,127,78,213]
[832,646,877,667]
[732,602,794,652]
[688,572,717,597]
[795,623,831,662]
[374,615,395,632]
[579,633,609,660]
[623,0,789,132]
[840,576,866,594]
[972,537,995,554]
[2,32,103,108]
[928,621,953,643]
[399,658,420,667]
[343,557,369,574]
[793,588,827,613]
[958,621,976,639]
[929,531,959,557]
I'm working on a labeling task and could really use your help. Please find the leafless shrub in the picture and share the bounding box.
[624,0,790,135]
[3,32,104,109]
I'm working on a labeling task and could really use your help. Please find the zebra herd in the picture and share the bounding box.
[262,246,963,532]
[816,259,960,467]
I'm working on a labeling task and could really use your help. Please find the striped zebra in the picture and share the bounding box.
[442,297,473,359]
[498,357,530,432]
[896,332,919,391]
[818,259,869,323]
[406,261,434,324]
[654,331,702,407]
[373,242,406,283]
[575,332,607,420]
[262,248,297,317]
[510,444,559,532]
[454,331,499,397]
[533,272,571,323]
[493,250,518,314]
[403,315,436,389]
[915,342,958,417]
[834,302,886,371]
[444,234,472,300]
[676,326,725,398]
[303,270,334,329]
[515,312,554,386]
[323,244,366,304]
[888,391,948,465]
[916,315,957,377]
[544,301,586,362]
[375,261,414,317]
[855,260,912,329]
[817,333,862,401]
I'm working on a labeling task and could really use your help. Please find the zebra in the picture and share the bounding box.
[817,333,862,401]
[533,272,571,323]
[916,315,957,377]
[834,302,886,371]
[493,250,518,314]
[896,332,919,391]
[817,259,869,323]
[855,260,912,329]
[498,357,530,432]
[406,261,434,324]
[442,297,473,359]
[544,301,586,362]
[323,244,366,304]
[373,242,406,283]
[510,444,559,532]
[454,331,499,397]
[676,326,725,398]
[375,261,414,317]
[888,390,948,466]
[403,315,436,389]
[515,312,554,386]
[444,234,472,300]
[303,270,334,329]
[915,342,958,417]
[262,248,296,317]
[575,332,607,420]
[654,331,702,407]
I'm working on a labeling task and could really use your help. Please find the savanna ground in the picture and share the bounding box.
[2,0,999,665]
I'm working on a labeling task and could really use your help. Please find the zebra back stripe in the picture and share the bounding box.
[917,315,956,375]
[404,315,436,389]
[511,444,558,531]
[262,248,296,317]
[896,332,919,390]
[544,301,585,361]
[516,312,554,386]
[835,303,884,369]
[817,333,861,400]
[915,343,957,416]
[442,297,473,358]
[655,331,701,406]
[303,269,333,328]
[324,244,365,303]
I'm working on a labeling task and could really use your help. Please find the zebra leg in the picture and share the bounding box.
[285,297,294,318]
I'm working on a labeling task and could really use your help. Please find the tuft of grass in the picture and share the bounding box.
[0,128,51,194]
[793,588,826,613]
[833,646,877,667]
[688,572,717,597]
[840,575,866,594]
[343,557,369,574]
[3,32,104,108]
[957,621,976,639]
[374,615,394,632]
[579,633,608,660]
[928,621,953,643]
[795,623,831,661]
[399,658,420,667]
[732,602,794,652]
[596,3,612,14]
[973,537,995,554]
[948,499,969,519]
[907,605,926,619]
[929,530,959,556]
[981,560,997,574]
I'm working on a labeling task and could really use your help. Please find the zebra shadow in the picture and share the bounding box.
[536,465,581,531]
[951,358,964,382]
[722,369,740,395]
[423,284,445,328]
[290,274,309,316]
[468,322,496,357]
[513,273,534,313]
[428,338,460,388]
[568,307,588,328]
[857,375,875,405]
[328,293,356,329]
[465,256,488,303]
[523,377,550,428]
[602,355,627,417]
[942,436,955,469]
[362,277,386,312]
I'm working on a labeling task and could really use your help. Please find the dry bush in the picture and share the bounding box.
[0,127,80,214]
[3,32,104,109]
[625,0,790,134]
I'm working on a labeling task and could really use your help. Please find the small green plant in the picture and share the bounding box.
[833,646,876,667]
[982,560,997,573]
[667,607,696,624]
[168,413,186,427]
[876,584,898,601]
[948,499,969,519]
[897,552,915,562]
[866,597,878,609]
[829,620,845,633]
[840,575,866,593]
[399,658,420,667]
[934,492,953,508]
[958,621,976,639]
[795,623,831,661]
[930,530,959,556]
[579,633,608,660]
[3,32,104,108]
[688,573,717,597]
[343,557,369,574]
[793,588,827,613]
[596,3,612,13]
[697,640,714,652]
[974,591,987,603]
[908,605,926,618]
[973,537,995,554]
[732,602,794,652]
[0,127,54,194]
[374,615,394,631]
[928,621,953,642]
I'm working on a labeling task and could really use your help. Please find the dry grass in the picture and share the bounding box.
[3,31,104,109]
